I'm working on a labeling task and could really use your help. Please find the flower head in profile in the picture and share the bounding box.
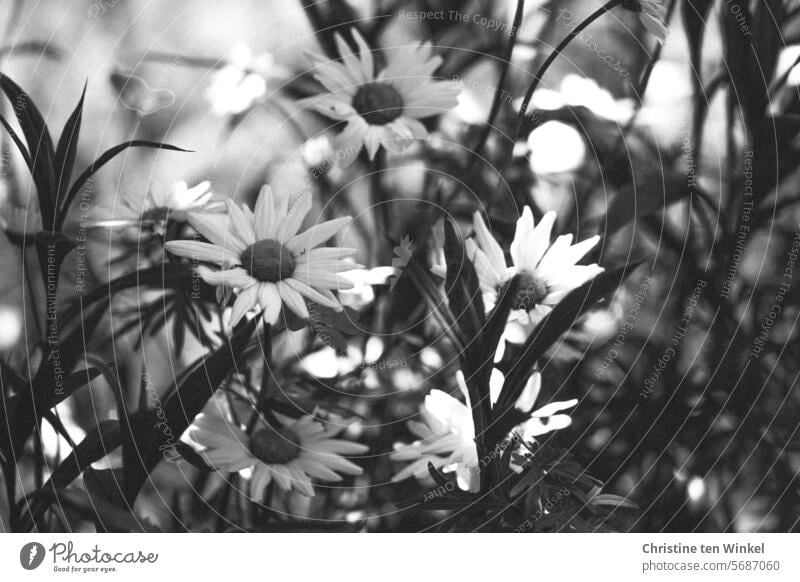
[622,0,668,42]
[303,28,461,166]
[182,405,368,499]
[90,181,219,231]
[390,369,576,492]
[206,44,288,116]
[468,208,603,339]
[164,185,360,327]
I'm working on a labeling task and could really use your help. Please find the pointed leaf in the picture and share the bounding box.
[0,74,57,222]
[54,82,86,204]
[61,140,190,223]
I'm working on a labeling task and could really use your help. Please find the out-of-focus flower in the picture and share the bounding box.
[0,305,22,350]
[467,208,603,337]
[206,44,287,116]
[90,181,219,230]
[182,404,368,499]
[526,121,587,174]
[530,74,635,123]
[302,29,461,166]
[301,134,335,168]
[165,185,360,326]
[390,369,576,492]
[622,0,668,42]
[340,267,395,309]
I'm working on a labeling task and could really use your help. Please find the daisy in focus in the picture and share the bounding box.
[621,0,669,42]
[90,181,220,231]
[182,404,368,499]
[467,207,603,340]
[206,44,288,116]
[390,369,577,492]
[303,28,461,166]
[164,185,360,326]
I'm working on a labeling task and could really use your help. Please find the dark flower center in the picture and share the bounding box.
[352,82,404,125]
[249,425,301,464]
[502,271,549,311]
[240,239,296,282]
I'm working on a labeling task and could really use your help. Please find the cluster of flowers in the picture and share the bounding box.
[86,1,668,501]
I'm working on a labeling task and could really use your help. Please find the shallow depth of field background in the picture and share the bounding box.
[1,0,799,532]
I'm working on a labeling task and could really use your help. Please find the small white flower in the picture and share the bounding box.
[302,28,461,166]
[467,208,604,337]
[164,185,361,326]
[90,181,219,230]
[622,0,669,42]
[390,369,577,492]
[206,44,288,116]
[182,404,368,499]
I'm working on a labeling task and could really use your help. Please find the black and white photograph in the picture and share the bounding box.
[0,0,798,578]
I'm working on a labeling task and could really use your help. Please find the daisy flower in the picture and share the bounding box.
[303,28,461,166]
[621,0,669,42]
[164,185,360,326]
[467,207,603,338]
[390,369,576,492]
[90,181,220,230]
[206,44,288,116]
[182,406,368,499]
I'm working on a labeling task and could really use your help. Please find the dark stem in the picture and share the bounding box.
[489,0,622,207]
[370,149,392,260]
[473,0,527,158]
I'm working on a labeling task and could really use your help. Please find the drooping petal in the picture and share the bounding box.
[277,280,309,320]
[258,282,282,324]
[229,284,260,326]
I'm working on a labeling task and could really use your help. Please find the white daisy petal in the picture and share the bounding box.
[258,282,282,324]
[164,240,238,266]
[225,199,256,243]
[229,284,260,326]
[285,278,343,310]
[198,266,256,289]
[276,192,313,243]
[286,217,351,255]
[189,210,249,252]
[277,280,309,320]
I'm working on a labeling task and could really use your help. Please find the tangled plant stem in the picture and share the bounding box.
[489,0,623,208]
